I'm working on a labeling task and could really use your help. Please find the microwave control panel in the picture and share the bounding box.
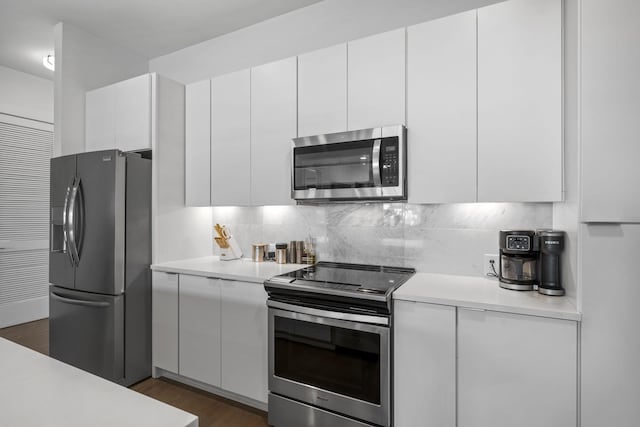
[380,138,399,187]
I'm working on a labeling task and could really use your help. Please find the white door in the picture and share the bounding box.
[115,74,152,152]
[220,280,268,403]
[211,69,251,206]
[250,57,297,206]
[298,43,348,137]
[457,308,577,427]
[179,275,221,386]
[394,300,456,427]
[185,79,211,206]
[151,271,179,374]
[348,28,406,130]
[477,0,562,201]
[580,0,640,222]
[85,85,116,152]
[407,10,477,203]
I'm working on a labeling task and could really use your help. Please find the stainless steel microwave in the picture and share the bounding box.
[291,125,407,202]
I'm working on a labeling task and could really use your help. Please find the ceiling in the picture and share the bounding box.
[0,0,322,80]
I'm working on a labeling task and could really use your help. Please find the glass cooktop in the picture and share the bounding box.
[275,261,415,294]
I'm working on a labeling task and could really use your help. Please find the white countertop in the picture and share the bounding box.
[394,273,580,321]
[0,338,198,427]
[151,256,307,283]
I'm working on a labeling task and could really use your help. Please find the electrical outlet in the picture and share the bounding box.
[484,254,499,277]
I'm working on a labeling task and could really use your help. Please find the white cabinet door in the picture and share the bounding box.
[394,300,456,427]
[211,70,251,206]
[115,74,152,152]
[581,0,640,222]
[477,0,562,202]
[458,309,577,427]
[151,271,179,374]
[298,44,347,137]
[85,84,116,152]
[178,275,221,387]
[185,79,211,206]
[581,224,640,426]
[407,11,477,203]
[250,57,297,206]
[348,28,405,130]
[220,280,268,403]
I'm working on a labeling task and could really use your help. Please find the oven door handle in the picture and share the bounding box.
[267,300,389,326]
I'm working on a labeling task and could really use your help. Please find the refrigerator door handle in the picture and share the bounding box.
[68,177,81,265]
[50,292,110,308]
[62,176,75,266]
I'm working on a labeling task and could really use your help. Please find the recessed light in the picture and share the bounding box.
[42,55,54,71]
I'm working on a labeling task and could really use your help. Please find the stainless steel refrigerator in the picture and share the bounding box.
[49,149,151,386]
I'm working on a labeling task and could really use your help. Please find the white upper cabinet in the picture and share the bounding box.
[298,44,348,137]
[86,73,152,153]
[211,70,251,206]
[115,74,152,152]
[185,79,211,206]
[347,28,406,130]
[250,57,297,206]
[407,11,477,203]
[581,0,640,222]
[477,0,562,202]
[85,85,116,152]
[458,308,577,427]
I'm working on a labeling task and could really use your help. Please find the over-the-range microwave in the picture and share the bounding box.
[291,125,407,203]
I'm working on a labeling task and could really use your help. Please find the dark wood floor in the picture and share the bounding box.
[0,319,269,427]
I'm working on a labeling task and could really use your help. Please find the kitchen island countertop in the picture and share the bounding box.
[394,273,580,321]
[0,337,198,427]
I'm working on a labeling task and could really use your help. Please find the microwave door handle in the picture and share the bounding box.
[372,139,382,187]
[62,176,75,266]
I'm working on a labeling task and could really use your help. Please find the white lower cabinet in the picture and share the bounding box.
[152,272,268,404]
[394,300,456,427]
[151,271,179,374]
[457,308,577,427]
[179,275,221,386]
[220,280,268,403]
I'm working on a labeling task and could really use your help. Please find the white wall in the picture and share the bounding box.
[150,0,504,84]
[0,65,53,123]
[53,22,148,156]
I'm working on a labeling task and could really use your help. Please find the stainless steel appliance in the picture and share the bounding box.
[499,230,538,290]
[292,125,407,202]
[264,262,415,427]
[49,149,151,386]
[537,230,565,296]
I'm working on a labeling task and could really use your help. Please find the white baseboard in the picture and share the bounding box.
[0,297,48,328]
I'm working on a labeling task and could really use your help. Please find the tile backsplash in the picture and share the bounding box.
[212,203,552,277]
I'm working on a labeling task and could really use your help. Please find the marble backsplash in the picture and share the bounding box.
[211,203,553,277]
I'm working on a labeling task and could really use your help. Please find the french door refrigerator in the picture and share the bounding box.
[49,149,151,386]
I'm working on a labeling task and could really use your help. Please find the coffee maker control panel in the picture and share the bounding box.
[506,235,531,251]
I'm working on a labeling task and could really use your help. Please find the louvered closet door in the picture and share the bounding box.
[0,114,53,327]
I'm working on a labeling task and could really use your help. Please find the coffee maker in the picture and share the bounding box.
[498,230,538,291]
[537,230,565,296]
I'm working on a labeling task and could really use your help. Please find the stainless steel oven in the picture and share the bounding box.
[291,125,406,202]
[268,300,390,427]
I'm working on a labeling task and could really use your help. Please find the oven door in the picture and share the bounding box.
[268,301,390,426]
